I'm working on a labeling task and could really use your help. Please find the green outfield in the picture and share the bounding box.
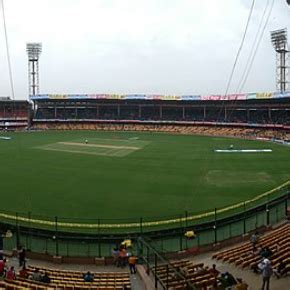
[0,130,289,225]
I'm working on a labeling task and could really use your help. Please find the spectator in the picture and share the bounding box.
[18,247,26,267]
[19,266,29,279]
[264,247,273,258]
[41,272,51,283]
[273,260,287,278]
[259,259,272,290]
[196,265,207,275]
[259,247,266,257]
[112,247,119,266]
[31,269,43,281]
[251,261,261,274]
[119,247,127,267]
[0,258,7,277]
[218,272,236,289]
[260,247,272,259]
[5,266,16,280]
[235,278,248,290]
[128,254,137,274]
[83,271,94,282]
[218,273,229,289]
[224,272,236,285]
[209,264,220,278]
[250,232,259,251]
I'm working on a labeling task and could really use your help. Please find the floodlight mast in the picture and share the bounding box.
[26,43,42,97]
[270,29,289,93]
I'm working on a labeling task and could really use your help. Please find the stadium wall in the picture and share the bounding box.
[0,185,289,261]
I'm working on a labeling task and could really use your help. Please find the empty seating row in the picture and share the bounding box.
[213,222,290,275]
[1,278,130,290]
[32,122,289,140]
[151,259,217,289]
[3,265,132,290]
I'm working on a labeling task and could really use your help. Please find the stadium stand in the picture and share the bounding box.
[151,260,217,289]
[0,265,131,289]
[30,93,290,143]
[0,98,31,130]
[147,259,251,289]
[213,222,290,276]
[32,121,290,141]
[31,94,290,125]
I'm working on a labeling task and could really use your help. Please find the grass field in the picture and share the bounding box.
[0,130,289,223]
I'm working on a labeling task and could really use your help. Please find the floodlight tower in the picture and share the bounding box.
[26,43,42,97]
[270,29,289,93]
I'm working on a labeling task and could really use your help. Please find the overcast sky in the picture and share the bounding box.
[0,0,290,100]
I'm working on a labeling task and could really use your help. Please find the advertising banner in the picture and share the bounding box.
[256,92,273,99]
[30,92,290,101]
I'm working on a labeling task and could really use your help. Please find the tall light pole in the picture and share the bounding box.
[270,29,289,93]
[26,43,42,97]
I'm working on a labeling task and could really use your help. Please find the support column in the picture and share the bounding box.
[214,208,217,244]
[266,205,270,226]
[0,236,3,260]
[243,202,246,234]
[154,253,158,289]
[117,105,120,119]
[55,216,59,257]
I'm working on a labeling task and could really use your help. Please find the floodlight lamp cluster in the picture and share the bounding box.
[26,43,42,60]
[271,29,288,52]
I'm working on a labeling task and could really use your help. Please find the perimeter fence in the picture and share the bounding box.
[0,182,289,258]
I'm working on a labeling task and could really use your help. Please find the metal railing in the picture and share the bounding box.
[137,237,197,290]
